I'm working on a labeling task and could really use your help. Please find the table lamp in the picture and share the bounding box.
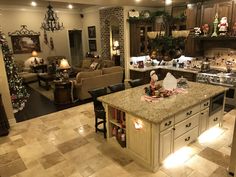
[59,58,71,81]
[32,50,38,65]
[113,41,119,55]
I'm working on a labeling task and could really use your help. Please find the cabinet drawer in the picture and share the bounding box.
[174,112,199,139]
[199,108,209,134]
[174,126,198,152]
[208,110,222,128]
[201,99,210,110]
[175,104,200,123]
[160,117,174,132]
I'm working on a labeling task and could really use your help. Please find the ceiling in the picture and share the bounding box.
[0,0,188,10]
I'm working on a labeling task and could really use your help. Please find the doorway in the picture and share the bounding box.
[68,30,83,66]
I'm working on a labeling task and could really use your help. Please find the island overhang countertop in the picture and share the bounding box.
[98,82,227,124]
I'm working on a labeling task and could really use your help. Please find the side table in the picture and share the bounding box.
[53,81,72,105]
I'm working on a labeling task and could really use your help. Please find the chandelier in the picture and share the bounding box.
[41,3,64,32]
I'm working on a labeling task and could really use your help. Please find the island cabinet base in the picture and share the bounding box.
[103,99,224,172]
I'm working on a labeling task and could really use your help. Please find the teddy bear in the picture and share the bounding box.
[218,17,228,35]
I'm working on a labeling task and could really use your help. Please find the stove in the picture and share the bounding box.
[197,69,236,87]
[196,69,236,107]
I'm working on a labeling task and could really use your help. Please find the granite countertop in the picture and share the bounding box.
[98,82,227,124]
[130,65,200,74]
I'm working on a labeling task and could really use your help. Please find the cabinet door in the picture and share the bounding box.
[199,108,209,135]
[216,1,232,25]
[160,127,173,162]
[208,110,222,128]
[127,115,151,164]
[186,4,198,29]
[201,2,216,27]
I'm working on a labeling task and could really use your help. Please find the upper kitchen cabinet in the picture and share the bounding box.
[216,1,233,25]
[200,1,233,26]
[129,19,154,56]
[172,5,187,30]
[200,2,217,28]
[186,3,202,29]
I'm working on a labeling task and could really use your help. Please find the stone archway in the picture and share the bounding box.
[100,7,124,66]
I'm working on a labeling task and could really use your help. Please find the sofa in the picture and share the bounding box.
[74,66,124,100]
[72,58,115,73]
[15,60,38,83]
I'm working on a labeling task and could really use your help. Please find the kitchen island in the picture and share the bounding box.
[98,82,227,172]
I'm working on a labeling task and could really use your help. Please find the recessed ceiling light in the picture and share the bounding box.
[165,0,172,5]
[135,0,141,2]
[31,1,37,7]
[68,4,73,9]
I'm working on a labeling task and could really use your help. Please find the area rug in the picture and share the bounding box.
[28,82,54,101]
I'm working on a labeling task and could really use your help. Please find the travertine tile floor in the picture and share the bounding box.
[0,103,235,177]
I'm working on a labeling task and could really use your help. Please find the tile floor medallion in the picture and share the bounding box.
[0,102,234,177]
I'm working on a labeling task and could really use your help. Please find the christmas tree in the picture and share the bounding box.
[0,30,29,113]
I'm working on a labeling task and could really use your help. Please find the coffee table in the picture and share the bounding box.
[38,74,55,90]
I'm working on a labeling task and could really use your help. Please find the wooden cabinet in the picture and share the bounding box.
[208,110,223,128]
[53,81,72,105]
[200,2,217,28]
[216,1,233,27]
[199,108,209,134]
[127,114,151,164]
[129,20,154,56]
[186,4,200,29]
[160,127,173,162]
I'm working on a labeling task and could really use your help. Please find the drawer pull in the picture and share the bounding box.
[204,102,209,107]
[213,117,218,122]
[185,136,190,142]
[186,111,192,116]
[186,123,192,128]
[173,127,176,130]
[201,112,204,115]
[165,121,172,126]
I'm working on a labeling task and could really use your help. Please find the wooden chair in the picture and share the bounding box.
[88,87,108,138]
[128,79,143,88]
[108,83,125,93]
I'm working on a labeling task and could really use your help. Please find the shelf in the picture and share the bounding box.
[194,36,236,41]
[110,119,126,130]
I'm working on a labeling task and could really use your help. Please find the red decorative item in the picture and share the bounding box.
[202,24,209,36]
[232,22,236,36]
[50,37,54,50]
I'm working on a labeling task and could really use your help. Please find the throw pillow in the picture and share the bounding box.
[90,62,98,70]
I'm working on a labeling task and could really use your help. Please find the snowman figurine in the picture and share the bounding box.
[218,17,228,35]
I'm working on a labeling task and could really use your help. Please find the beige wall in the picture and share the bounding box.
[0,47,14,120]
[0,8,83,64]
[82,7,101,56]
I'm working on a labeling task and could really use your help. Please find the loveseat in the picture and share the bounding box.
[74,66,124,100]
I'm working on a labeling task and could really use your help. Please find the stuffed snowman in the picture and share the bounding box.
[218,17,228,35]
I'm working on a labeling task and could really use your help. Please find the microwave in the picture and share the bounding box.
[210,93,225,116]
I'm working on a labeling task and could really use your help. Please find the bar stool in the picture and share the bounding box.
[108,83,125,93]
[88,87,108,138]
[128,79,143,88]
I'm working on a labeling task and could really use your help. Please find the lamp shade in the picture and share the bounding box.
[113,41,119,47]
[32,51,38,57]
[147,31,158,39]
[59,59,70,70]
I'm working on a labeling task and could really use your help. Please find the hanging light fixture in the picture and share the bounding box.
[41,3,64,32]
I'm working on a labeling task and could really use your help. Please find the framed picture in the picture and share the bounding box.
[88,26,96,38]
[89,40,97,52]
[10,35,41,54]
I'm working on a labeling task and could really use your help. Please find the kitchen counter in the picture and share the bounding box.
[99,81,226,172]
[99,82,226,124]
[130,65,200,74]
